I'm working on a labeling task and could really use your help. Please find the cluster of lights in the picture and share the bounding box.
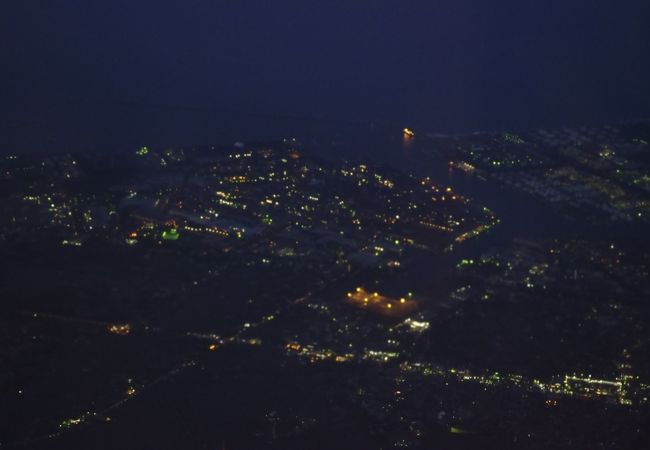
[108,324,131,335]
[284,341,354,364]
[346,287,416,316]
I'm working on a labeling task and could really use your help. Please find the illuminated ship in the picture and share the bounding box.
[403,128,415,138]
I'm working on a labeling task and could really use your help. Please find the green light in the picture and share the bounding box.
[162,229,179,241]
[136,146,149,156]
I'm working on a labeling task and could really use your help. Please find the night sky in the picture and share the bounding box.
[2,1,650,152]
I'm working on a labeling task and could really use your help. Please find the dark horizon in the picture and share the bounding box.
[2,1,650,153]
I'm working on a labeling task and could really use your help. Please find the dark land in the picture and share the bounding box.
[2,122,650,449]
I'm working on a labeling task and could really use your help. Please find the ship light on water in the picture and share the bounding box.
[403,128,415,138]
